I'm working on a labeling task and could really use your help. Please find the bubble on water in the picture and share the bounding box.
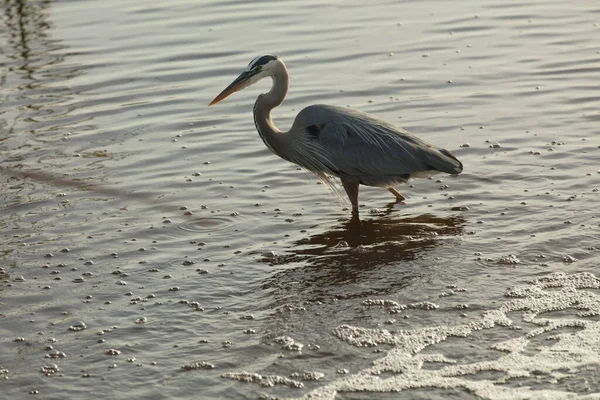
[262,251,277,258]
[181,361,215,370]
[45,350,66,359]
[222,372,303,388]
[274,336,304,351]
[40,364,59,375]
[352,245,368,254]
[497,254,520,265]
[408,301,439,310]
[135,317,147,324]
[290,371,325,381]
[72,277,84,283]
[563,255,578,263]
[363,299,406,312]
[334,241,349,248]
[68,321,87,331]
[105,349,120,356]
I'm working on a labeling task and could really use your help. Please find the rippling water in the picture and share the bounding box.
[1,0,600,399]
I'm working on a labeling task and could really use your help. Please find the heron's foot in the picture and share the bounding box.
[388,187,406,202]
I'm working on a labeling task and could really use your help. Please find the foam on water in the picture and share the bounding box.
[1,0,600,398]
[293,272,600,399]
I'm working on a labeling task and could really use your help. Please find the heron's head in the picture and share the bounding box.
[209,54,279,106]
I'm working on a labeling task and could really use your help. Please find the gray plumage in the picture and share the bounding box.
[209,54,463,212]
[290,104,462,185]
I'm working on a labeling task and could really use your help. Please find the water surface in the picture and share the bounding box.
[1,0,600,399]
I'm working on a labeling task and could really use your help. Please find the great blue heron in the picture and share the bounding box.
[209,55,463,211]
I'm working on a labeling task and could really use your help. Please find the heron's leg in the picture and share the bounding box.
[340,177,360,210]
[388,187,406,202]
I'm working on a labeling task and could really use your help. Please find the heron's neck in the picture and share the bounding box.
[253,64,290,158]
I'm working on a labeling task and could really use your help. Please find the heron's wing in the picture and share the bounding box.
[293,105,462,185]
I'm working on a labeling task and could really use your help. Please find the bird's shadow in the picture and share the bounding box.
[261,209,466,304]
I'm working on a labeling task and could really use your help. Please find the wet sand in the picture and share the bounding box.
[1,0,600,399]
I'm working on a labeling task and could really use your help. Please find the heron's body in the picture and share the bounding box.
[210,55,463,211]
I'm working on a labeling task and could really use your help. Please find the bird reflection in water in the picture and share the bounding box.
[262,211,466,302]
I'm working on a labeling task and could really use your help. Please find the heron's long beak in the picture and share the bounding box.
[208,70,251,106]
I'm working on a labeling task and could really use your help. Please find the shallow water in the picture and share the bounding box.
[1,0,600,399]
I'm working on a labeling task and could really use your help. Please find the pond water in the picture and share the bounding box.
[1,0,600,399]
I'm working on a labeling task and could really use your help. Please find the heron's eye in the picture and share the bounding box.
[255,65,262,72]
